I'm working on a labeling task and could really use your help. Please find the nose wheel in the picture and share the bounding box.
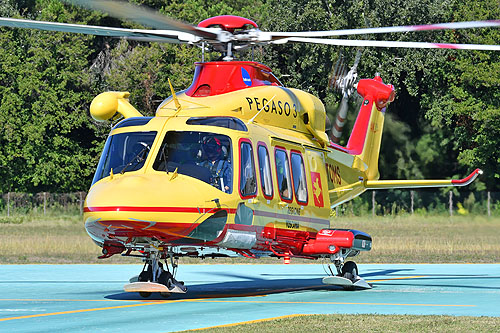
[124,248,187,297]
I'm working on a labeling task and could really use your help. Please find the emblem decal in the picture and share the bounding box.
[311,172,324,207]
[241,67,252,86]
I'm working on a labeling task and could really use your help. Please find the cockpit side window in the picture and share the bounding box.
[153,131,232,193]
[239,140,257,198]
[92,131,157,185]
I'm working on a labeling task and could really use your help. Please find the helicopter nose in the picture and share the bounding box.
[83,173,228,244]
[86,173,207,208]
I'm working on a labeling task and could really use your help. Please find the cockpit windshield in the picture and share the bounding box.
[153,131,232,193]
[92,131,157,185]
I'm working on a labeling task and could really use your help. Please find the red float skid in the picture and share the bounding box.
[301,229,354,255]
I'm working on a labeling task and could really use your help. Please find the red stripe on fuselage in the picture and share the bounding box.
[84,206,237,214]
[85,206,329,227]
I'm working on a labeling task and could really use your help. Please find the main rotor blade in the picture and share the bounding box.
[66,0,218,40]
[282,37,500,51]
[261,20,500,39]
[0,17,195,43]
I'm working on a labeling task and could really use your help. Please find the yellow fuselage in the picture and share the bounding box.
[83,61,390,257]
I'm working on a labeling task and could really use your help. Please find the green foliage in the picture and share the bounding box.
[422,1,500,189]
[0,0,498,193]
[0,0,102,192]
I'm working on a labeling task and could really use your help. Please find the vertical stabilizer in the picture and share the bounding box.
[346,76,394,180]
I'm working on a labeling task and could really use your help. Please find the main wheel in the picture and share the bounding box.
[139,291,151,298]
[139,265,153,282]
[341,261,358,281]
[158,271,174,289]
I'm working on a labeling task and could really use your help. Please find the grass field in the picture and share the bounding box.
[186,314,500,332]
[1,213,499,330]
[0,213,499,264]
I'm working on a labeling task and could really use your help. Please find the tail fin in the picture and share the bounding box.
[346,76,394,180]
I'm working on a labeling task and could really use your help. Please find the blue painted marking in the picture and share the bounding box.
[241,67,252,86]
[0,264,499,332]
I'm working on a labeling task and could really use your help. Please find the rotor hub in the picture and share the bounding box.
[198,15,258,33]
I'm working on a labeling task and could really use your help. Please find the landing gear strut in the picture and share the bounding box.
[124,248,187,297]
[322,251,372,290]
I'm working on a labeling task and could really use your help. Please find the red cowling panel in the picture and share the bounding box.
[198,15,258,32]
[301,229,354,255]
[185,61,282,97]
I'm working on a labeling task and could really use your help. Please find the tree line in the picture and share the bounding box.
[0,0,498,193]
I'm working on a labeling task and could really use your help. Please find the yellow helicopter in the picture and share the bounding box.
[1,0,497,296]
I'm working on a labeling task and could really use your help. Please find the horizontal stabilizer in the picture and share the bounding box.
[365,169,482,189]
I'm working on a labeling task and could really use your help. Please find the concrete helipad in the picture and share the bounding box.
[1,264,499,332]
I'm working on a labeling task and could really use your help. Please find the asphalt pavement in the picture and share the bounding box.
[1,263,499,332]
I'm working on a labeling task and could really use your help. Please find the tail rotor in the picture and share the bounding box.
[328,50,362,143]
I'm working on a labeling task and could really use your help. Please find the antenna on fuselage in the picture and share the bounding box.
[168,78,182,112]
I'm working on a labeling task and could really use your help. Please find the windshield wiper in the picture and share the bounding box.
[120,145,150,174]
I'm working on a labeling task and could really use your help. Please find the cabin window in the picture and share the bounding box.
[113,117,154,129]
[239,140,257,198]
[275,148,292,202]
[186,116,248,132]
[290,151,308,205]
[92,131,157,185]
[153,131,232,193]
[257,144,273,199]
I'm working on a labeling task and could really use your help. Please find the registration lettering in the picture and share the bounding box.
[287,206,302,216]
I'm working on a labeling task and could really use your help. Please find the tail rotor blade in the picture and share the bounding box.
[330,96,349,143]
